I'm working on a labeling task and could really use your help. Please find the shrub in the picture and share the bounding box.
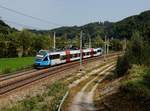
[120,66,150,101]
[143,68,150,89]
[121,80,150,99]
[115,55,131,77]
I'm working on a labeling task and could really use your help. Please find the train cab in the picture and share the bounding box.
[35,50,50,67]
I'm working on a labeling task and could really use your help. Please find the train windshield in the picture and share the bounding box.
[36,50,48,61]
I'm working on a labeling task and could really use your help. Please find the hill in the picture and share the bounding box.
[29,10,150,41]
[110,10,150,40]
[0,20,17,34]
[0,10,150,41]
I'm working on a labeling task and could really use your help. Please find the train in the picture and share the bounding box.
[34,48,103,68]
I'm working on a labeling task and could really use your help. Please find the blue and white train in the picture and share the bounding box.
[34,48,103,68]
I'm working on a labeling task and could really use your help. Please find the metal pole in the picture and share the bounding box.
[53,32,56,51]
[49,33,51,49]
[107,37,109,54]
[89,35,91,48]
[104,35,106,61]
[80,31,83,71]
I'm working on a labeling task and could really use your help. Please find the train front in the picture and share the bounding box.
[34,50,50,68]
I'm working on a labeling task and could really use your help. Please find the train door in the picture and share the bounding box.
[41,56,50,66]
[90,48,94,57]
[66,50,70,63]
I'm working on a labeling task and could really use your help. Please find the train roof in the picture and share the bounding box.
[39,48,102,55]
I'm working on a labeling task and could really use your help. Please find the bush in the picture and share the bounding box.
[120,66,150,100]
[115,55,131,77]
[143,68,150,89]
[115,31,149,77]
[121,80,150,99]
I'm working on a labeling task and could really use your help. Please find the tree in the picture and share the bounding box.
[129,31,144,64]
[17,30,32,56]
[110,39,123,51]
[93,36,104,48]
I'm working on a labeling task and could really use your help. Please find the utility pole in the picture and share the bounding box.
[53,32,56,51]
[80,30,83,71]
[107,37,109,54]
[89,34,91,48]
[49,33,51,49]
[104,35,107,61]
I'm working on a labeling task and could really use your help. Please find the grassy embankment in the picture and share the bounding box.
[0,57,34,74]
[94,65,150,111]
[121,65,150,101]
[1,81,68,111]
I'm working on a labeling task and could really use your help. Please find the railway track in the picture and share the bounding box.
[0,52,121,96]
[0,69,37,81]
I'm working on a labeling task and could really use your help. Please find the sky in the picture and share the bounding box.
[0,0,150,30]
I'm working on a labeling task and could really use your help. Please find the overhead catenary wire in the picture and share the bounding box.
[0,4,64,27]
[2,18,44,30]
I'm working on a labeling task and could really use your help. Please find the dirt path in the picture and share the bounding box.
[69,64,115,111]
[68,62,115,89]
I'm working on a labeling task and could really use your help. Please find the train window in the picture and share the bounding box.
[94,51,97,54]
[43,57,48,61]
[86,52,90,55]
[50,54,60,60]
[83,52,85,56]
[97,50,101,52]
[61,55,66,60]
[70,54,73,58]
[38,50,47,56]
[75,54,78,57]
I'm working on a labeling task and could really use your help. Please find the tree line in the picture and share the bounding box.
[0,29,123,58]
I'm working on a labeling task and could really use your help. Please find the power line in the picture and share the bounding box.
[2,18,43,30]
[0,4,63,27]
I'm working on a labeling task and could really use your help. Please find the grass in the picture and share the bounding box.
[120,65,150,99]
[0,57,34,74]
[1,81,68,111]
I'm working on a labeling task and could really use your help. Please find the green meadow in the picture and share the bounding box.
[0,57,34,74]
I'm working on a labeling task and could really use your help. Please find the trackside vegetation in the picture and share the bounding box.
[115,30,150,110]
[0,57,34,74]
[121,65,150,99]
[1,81,68,111]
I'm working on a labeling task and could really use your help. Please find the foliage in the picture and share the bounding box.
[115,55,131,77]
[1,81,68,111]
[120,65,150,100]
[92,36,104,48]
[0,20,16,34]
[110,39,123,51]
[115,30,150,76]
[0,30,52,58]
[110,10,150,40]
